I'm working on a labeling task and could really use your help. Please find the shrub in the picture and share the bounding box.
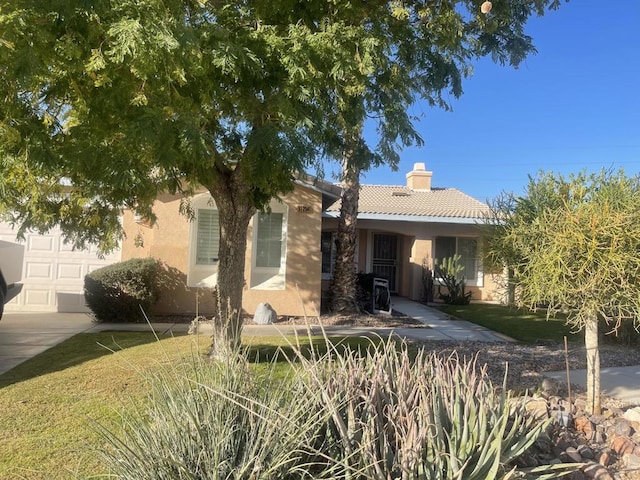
[98,351,324,480]
[99,335,569,479]
[297,338,559,479]
[84,258,161,323]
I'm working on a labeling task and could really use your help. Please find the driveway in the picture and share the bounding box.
[0,312,96,375]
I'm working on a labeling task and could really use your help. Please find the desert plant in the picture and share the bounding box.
[422,257,434,303]
[435,254,472,305]
[98,351,325,479]
[98,332,571,479]
[84,258,161,322]
[295,337,562,479]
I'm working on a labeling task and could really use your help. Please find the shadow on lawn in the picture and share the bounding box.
[0,331,183,389]
[245,335,401,364]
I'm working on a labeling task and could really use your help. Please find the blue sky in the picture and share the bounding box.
[329,0,640,203]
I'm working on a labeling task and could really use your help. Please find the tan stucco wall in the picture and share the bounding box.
[121,186,323,317]
[243,185,323,316]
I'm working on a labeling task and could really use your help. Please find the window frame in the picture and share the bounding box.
[433,236,483,287]
[250,201,288,290]
[187,194,220,288]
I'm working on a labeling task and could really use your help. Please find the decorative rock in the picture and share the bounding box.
[541,377,559,397]
[598,450,612,467]
[622,407,640,424]
[576,416,596,437]
[565,446,583,463]
[583,463,615,480]
[578,444,596,460]
[253,302,277,325]
[622,452,640,471]
[593,428,606,444]
[613,419,633,437]
[610,434,636,456]
[526,398,549,420]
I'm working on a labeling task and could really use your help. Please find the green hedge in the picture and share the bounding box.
[84,258,161,323]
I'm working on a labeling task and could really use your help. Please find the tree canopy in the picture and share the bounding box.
[0,0,564,351]
[484,169,640,413]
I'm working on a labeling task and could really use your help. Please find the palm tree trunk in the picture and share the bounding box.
[330,137,362,314]
[585,315,601,415]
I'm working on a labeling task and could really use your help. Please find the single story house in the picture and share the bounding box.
[121,163,503,317]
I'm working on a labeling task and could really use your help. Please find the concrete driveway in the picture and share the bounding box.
[0,312,96,375]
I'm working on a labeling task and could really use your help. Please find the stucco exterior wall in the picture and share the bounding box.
[121,185,323,317]
[318,218,506,306]
[243,185,323,316]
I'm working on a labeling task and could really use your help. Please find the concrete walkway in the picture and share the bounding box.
[544,366,640,405]
[1,301,639,406]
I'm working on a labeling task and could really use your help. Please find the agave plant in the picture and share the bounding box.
[293,336,571,479]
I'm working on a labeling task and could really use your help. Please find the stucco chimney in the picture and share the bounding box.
[406,162,432,191]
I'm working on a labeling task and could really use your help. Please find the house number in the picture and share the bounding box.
[297,206,312,213]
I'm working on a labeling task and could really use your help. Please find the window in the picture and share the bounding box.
[187,194,220,287]
[250,202,288,290]
[196,209,220,265]
[321,231,336,279]
[434,236,480,282]
[255,213,283,268]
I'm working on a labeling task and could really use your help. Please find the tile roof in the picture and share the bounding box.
[325,185,490,220]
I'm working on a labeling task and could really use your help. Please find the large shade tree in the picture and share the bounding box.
[484,170,640,415]
[324,0,565,313]
[0,0,563,353]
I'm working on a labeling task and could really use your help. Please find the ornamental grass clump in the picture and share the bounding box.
[99,331,565,479]
[97,350,323,480]
[295,336,557,479]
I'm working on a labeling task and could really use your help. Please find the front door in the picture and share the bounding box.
[372,234,398,293]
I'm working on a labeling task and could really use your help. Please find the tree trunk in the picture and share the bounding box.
[329,143,361,314]
[507,267,516,306]
[206,168,256,358]
[585,315,601,415]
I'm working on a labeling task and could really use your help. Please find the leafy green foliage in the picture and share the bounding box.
[484,169,640,414]
[84,258,161,323]
[0,0,566,346]
[436,254,473,305]
[485,169,640,329]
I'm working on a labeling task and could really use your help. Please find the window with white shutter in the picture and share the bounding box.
[196,209,220,265]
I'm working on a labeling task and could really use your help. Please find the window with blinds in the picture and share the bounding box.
[196,209,220,265]
[255,213,283,268]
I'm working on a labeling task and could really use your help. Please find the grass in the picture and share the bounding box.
[437,303,580,343]
[0,330,384,479]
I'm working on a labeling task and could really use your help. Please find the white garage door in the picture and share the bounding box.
[0,222,121,313]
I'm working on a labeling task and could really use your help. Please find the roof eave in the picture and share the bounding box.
[322,211,486,224]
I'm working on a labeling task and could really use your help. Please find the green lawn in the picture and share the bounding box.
[0,307,581,478]
[437,303,580,343]
[0,331,383,479]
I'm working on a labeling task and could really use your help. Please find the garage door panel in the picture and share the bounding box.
[27,235,55,253]
[24,289,52,307]
[57,263,84,281]
[25,262,53,279]
[1,222,121,312]
[56,291,88,312]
